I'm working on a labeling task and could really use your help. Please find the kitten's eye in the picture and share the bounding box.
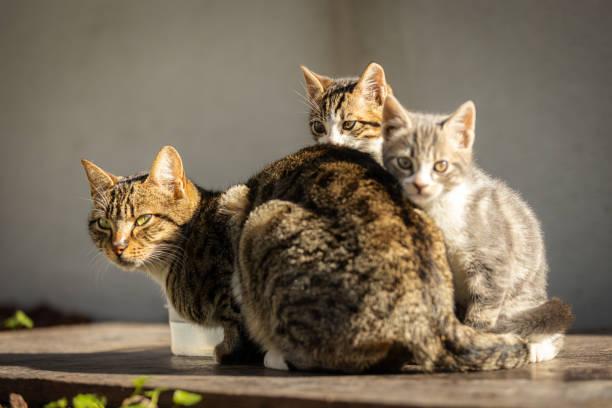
[342,121,356,131]
[311,121,326,135]
[396,157,413,172]
[434,160,449,173]
[97,218,112,230]
[135,214,152,226]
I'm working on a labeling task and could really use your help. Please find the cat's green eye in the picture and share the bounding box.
[434,160,449,173]
[396,157,413,172]
[342,121,356,131]
[311,121,326,135]
[97,218,112,230]
[135,214,152,226]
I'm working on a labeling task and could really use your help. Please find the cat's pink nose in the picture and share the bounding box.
[112,240,128,255]
[413,182,429,194]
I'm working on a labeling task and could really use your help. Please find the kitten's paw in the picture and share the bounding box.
[529,335,562,363]
[264,349,289,371]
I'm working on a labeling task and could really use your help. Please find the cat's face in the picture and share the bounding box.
[82,146,198,271]
[382,95,476,207]
[301,63,392,163]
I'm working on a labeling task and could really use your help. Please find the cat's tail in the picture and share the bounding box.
[416,315,531,372]
[492,298,575,339]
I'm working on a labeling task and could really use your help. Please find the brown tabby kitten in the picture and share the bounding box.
[82,147,262,364]
[221,143,535,372]
[301,62,391,163]
[380,95,574,363]
[84,144,534,372]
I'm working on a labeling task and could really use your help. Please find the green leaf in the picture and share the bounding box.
[72,393,107,408]
[132,375,150,395]
[4,310,34,329]
[43,398,68,408]
[144,387,166,407]
[172,390,202,406]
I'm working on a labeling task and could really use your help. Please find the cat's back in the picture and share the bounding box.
[246,144,405,211]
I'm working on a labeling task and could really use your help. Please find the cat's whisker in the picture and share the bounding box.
[294,88,321,115]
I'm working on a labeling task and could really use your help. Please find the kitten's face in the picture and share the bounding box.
[301,63,392,163]
[82,146,197,271]
[382,96,476,207]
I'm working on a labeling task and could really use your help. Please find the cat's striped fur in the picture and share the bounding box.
[82,148,262,364]
[223,144,532,372]
[302,63,391,163]
[303,64,573,363]
[84,145,533,372]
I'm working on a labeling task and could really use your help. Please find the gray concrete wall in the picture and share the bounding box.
[0,0,610,329]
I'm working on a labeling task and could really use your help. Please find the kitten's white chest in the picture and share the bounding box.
[424,184,471,304]
[426,184,469,247]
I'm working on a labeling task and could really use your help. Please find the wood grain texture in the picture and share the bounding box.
[1,323,611,407]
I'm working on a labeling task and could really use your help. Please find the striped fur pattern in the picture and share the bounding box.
[82,147,262,364]
[222,143,532,372]
[381,96,574,362]
[301,63,392,163]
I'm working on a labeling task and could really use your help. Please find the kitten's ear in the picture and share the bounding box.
[382,95,411,139]
[146,145,187,199]
[443,100,476,150]
[355,62,391,105]
[81,159,118,197]
[301,65,332,101]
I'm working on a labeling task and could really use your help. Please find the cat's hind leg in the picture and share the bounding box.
[237,199,393,372]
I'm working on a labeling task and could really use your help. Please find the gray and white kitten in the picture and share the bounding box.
[381,95,574,363]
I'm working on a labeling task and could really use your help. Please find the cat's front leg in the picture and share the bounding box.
[214,323,263,365]
[462,260,509,330]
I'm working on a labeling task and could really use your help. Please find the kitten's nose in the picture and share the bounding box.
[112,239,128,255]
[413,181,429,194]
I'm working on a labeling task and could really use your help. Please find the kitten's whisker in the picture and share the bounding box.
[294,89,321,115]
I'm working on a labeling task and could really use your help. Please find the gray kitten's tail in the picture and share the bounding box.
[493,298,575,339]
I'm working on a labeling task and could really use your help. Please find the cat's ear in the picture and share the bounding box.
[355,62,391,105]
[443,100,476,150]
[382,95,411,139]
[81,159,118,196]
[146,145,187,199]
[301,65,332,101]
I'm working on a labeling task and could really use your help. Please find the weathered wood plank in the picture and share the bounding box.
[1,323,611,407]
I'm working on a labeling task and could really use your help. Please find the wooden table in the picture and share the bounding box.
[1,323,611,407]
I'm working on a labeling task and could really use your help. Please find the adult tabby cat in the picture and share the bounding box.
[82,149,262,364]
[84,145,536,372]
[380,95,574,362]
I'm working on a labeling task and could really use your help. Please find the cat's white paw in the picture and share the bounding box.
[264,349,289,371]
[529,335,561,363]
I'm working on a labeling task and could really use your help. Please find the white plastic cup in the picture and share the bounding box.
[167,304,224,357]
